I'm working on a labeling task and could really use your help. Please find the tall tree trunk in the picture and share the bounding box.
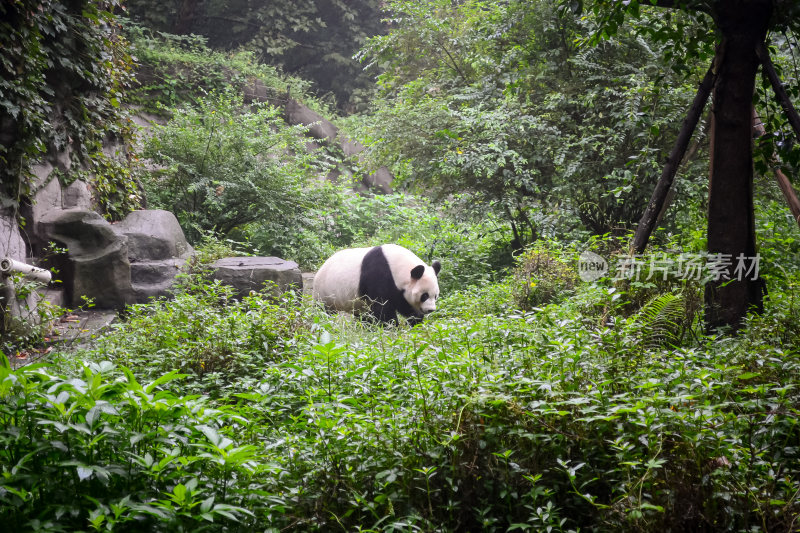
[704,1,771,332]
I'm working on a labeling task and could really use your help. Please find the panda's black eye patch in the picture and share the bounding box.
[421,292,429,302]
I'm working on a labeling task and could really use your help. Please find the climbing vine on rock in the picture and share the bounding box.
[0,0,137,217]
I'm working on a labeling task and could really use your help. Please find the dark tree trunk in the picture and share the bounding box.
[704,1,771,332]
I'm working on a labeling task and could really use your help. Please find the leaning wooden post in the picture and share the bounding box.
[774,168,800,227]
[752,109,800,227]
[631,61,716,254]
[755,42,800,226]
[756,41,800,141]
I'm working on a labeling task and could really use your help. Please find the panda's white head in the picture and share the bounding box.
[381,244,442,317]
[406,260,442,315]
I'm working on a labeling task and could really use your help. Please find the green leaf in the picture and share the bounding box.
[77,466,93,481]
[144,370,188,393]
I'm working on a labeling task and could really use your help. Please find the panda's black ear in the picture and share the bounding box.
[410,265,425,280]
[432,260,441,276]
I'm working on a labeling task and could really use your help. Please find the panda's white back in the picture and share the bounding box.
[312,247,370,312]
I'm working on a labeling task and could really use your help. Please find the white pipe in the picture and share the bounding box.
[0,257,52,283]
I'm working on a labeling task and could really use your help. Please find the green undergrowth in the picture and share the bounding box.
[2,269,799,531]
[126,22,332,117]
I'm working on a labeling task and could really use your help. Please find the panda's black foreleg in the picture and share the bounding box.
[370,300,399,326]
[406,314,424,327]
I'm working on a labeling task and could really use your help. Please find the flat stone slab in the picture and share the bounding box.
[210,256,302,298]
[46,310,118,346]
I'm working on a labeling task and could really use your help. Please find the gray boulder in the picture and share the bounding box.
[112,209,194,303]
[210,257,302,298]
[284,98,394,194]
[285,98,339,142]
[62,180,93,209]
[0,211,41,331]
[363,166,394,194]
[30,161,62,233]
[339,134,366,158]
[128,259,188,303]
[37,208,134,309]
[113,209,193,262]
[39,208,120,254]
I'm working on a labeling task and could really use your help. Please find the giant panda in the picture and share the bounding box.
[312,244,441,325]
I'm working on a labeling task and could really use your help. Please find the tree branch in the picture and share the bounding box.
[631,59,716,254]
[756,41,800,142]
[753,108,800,228]
[648,0,709,12]
[436,37,470,84]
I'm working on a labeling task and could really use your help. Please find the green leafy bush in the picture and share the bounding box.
[126,23,326,114]
[247,189,515,287]
[346,195,515,292]
[82,275,316,397]
[356,0,705,238]
[190,231,253,266]
[0,357,254,532]
[142,91,319,244]
[9,256,798,531]
[512,242,579,309]
[124,1,382,111]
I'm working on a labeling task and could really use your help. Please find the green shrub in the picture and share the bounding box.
[348,195,516,293]
[437,280,516,318]
[26,270,800,531]
[247,189,516,286]
[142,91,321,244]
[81,275,316,397]
[24,230,798,531]
[190,231,253,266]
[126,23,326,115]
[0,357,254,532]
[512,242,578,310]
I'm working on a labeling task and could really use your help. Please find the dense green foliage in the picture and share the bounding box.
[125,0,385,110]
[282,193,516,290]
[512,242,580,309]
[142,92,318,243]
[125,24,326,114]
[353,0,711,242]
[574,0,800,217]
[3,242,800,530]
[139,86,513,282]
[0,0,138,215]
